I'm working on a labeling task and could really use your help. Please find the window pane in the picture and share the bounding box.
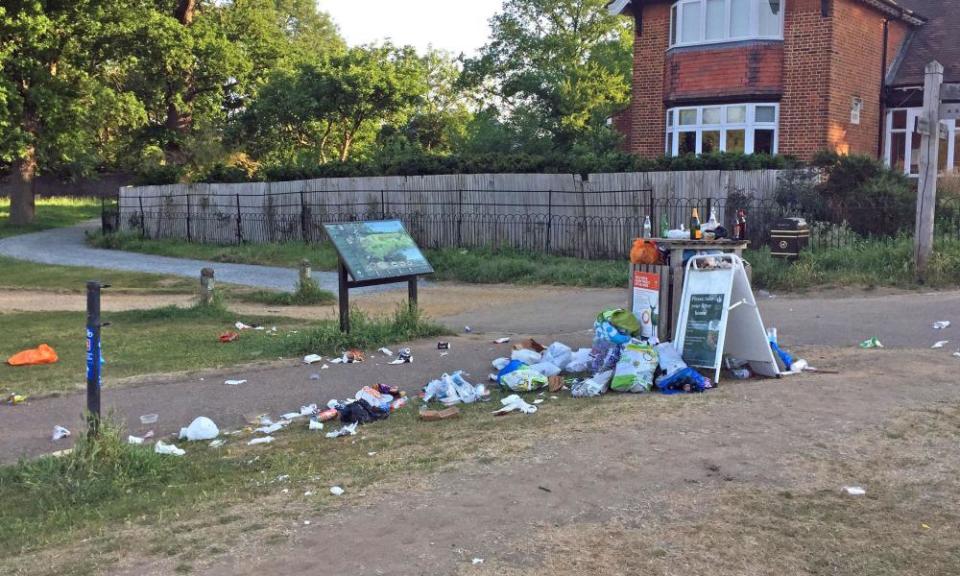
[726,129,746,153]
[705,0,725,40]
[667,110,674,127]
[755,105,776,123]
[754,129,775,154]
[727,105,746,123]
[670,5,678,45]
[703,107,721,124]
[955,129,959,170]
[890,132,906,172]
[758,0,780,36]
[679,131,697,155]
[892,110,907,130]
[910,132,922,174]
[681,1,702,43]
[730,0,750,37]
[702,130,720,153]
[679,109,698,125]
[667,132,674,156]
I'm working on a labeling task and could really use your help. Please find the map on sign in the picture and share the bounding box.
[323,220,434,281]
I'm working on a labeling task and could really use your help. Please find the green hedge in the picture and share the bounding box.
[136,152,802,185]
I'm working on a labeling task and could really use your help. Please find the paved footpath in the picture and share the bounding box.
[0,222,375,293]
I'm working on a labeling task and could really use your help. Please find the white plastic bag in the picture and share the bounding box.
[571,370,613,398]
[542,342,573,370]
[500,365,549,392]
[511,348,542,365]
[565,348,593,373]
[491,357,511,371]
[179,416,219,441]
[529,361,561,377]
[655,342,686,377]
[155,441,186,456]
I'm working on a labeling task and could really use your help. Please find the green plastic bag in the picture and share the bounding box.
[611,340,659,393]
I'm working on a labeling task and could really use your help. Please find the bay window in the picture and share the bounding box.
[670,0,784,47]
[666,103,779,156]
[885,108,958,176]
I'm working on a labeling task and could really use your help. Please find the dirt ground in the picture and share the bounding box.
[8,346,959,576]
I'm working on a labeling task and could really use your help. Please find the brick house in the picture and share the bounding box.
[608,0,960,175]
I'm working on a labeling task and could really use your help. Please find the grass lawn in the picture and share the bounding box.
[0,304,443,398]
[0,197,101,239]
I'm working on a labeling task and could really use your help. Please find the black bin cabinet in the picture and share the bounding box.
[769,217,810,259]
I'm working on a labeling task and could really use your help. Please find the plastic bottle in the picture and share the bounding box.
[643,215,652,238]
[707,207,719,231]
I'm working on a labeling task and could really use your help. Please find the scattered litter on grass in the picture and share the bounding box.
[330,486,345,496]
[424,372,488,405]
[493,337,511,344]
[440,352,449,357]
[303,354,323,364]
[438,341,451,350]
[225,379,247,386]
[379,347,394,356]
[464,326,472,333]
[180,417,219,441]
[842,486,866,496]
[493,394,537,416]
[51,425,71,441]
[329,358,344,364]
[6,394,28,405]
[219,331,239,343]
[303,520,311,526]
[533,399,544,405]
[309,418,324,431]
[954,350,960,359]
[472,558,484,566]
[933,321,951,330]
[255,422,285,435]
[859,337,884,349]
[128,435,145,445]
[235,321,253,330]
[140,413,158,425]
[321,364,330,370]
[155,441,186,456]
[368,452,377,456]
[248,436,274,446]
[281,412,303,421]
[209,439,226,448]
[325,422,359,438]
[932,341,949,349]
[7,344,58,366]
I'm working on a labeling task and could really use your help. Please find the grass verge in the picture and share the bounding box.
[0,197,101,239]
[0,303,444,397]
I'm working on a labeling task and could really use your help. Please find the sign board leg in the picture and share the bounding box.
[408,277,418,313]
[338,259,350,333]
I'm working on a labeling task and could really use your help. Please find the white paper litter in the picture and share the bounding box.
[248,436,274,446]
[493,337,511,344]
[325,422,358,438]
[235,321,252,330]
[128,435,145,445]
[308,419,324,431]
[255,422,284,434]
[933,321,951,330]
[224,379,247,386]
[303,354,323,364]
[533,399,544,405]
[932,340,949,349]
[209,439,226,448]
[51,425,71,441]
[281,412,303,420]
[321,364,330,370]
[440,351,449,357]
[329,486,345,496]
[388,358,410,365]
[379,347,394,356]
[842,486,866,496]
[472,558,484,565]
[300,404,317,416]
[492,394,538,415]
[330,358,345,364]
[155,441,186,456]
[304,491,313,496]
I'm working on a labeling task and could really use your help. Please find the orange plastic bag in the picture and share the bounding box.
[7,344,59,366]
[630,239,661,265]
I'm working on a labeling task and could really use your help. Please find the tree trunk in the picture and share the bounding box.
[9,148,37,225]
[339,133,353,162]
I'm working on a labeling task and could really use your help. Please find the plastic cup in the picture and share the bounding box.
[140,414,159,425]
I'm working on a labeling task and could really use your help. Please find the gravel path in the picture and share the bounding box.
[0,222,399,294]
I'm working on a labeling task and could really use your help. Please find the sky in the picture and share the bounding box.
[317,0,504,56]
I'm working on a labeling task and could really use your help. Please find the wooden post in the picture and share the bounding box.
[200,268,215,305]
[915,61,943,282]
[299,259,312,287]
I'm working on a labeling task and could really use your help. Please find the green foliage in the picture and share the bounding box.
[428,247,628,288]
[461,0,633,153]
[244,277,335,306]
[285,306,447,356]
[0,196,101,239]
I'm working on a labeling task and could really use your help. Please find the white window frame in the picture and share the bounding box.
[665,103,779,156]
[884,108,958,177]
[669,0,785,48]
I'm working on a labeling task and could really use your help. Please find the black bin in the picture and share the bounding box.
[769,217,809,259]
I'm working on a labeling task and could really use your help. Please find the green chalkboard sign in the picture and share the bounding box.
[681,293,725,368]
[323,220,434,281]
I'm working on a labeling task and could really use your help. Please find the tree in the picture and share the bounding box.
[237,43,429,164]
[0,0,147,224]
[397,51,473,155]
[462,0,632,152]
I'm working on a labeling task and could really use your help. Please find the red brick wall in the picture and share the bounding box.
[779,0,833,158]
[826,0,902,155]
[665,43,784,103]
[628,3,671,157]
